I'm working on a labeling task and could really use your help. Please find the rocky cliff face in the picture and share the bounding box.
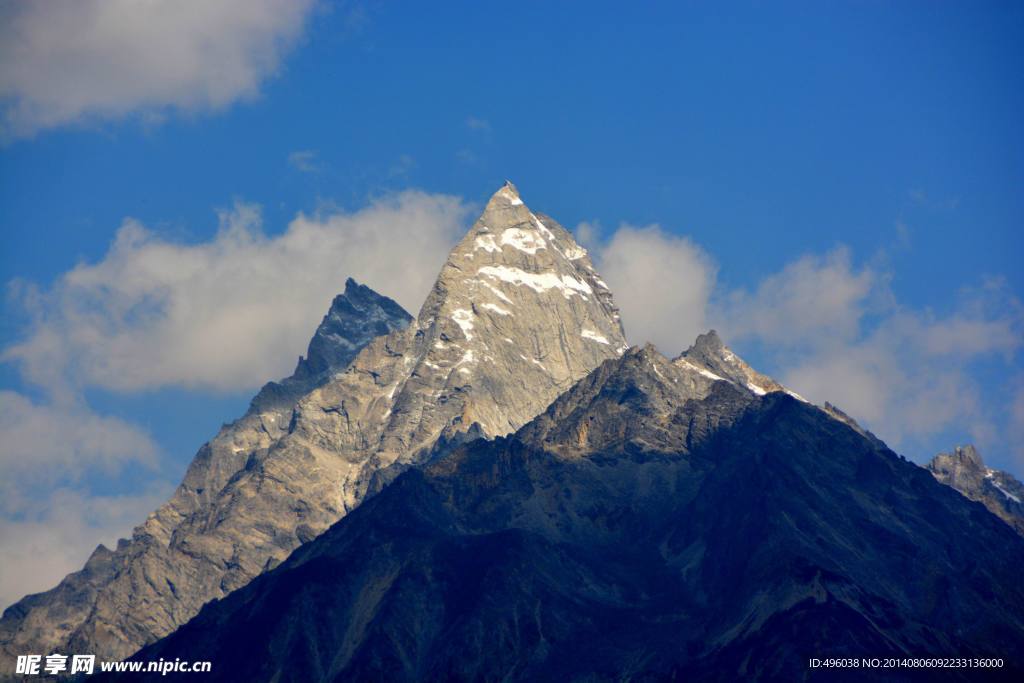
[0,182,626,664]
[0,278,413,667]
[928,445,1024,536]
[119,346,1024,682]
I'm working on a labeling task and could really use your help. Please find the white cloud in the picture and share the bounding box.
[4,191,472,395]
[0,485,172,610]
[717,252,1023,455]
[0,391,159,493]
[583,218,1021,461]
[0,0,318,140]
[1010,380,1024,468]
[718,248,877,347]
[287,149,321,173]
[585,223,717,356]
[0,392,167,609]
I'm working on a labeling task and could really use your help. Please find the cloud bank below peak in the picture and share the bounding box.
[0,0,319,141]
[4,191,472,396]
[582,223,1023,465]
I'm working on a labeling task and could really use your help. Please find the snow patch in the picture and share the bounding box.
[481,302,512,316]
[785,389,809,403]
[474,234,500,253]
[747,382,767,396]
[676,358,726,382]
[482,282,513,304]
[451,308,474,340]
[478,265,592,299]
[500,227,546,254]
[508,197,523,206]
[564,244,587,260]
[581,329,610,345]
[650,360,666,381]
[992,480,1021,504]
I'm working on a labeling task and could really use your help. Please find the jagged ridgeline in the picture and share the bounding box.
[5,184,1024,683]
[928,445,1024,536]
[110,347,1024,682]
[1,182,627,664]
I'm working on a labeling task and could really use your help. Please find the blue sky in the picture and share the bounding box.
[1,1,1022,606]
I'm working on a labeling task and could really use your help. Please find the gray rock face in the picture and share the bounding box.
[0,182,626,665]
[676,329,789,396]
[677,330,885,447]
[250,277,413,413]
[122,346,1024,682]
[928,445,1024,536]
[0,278,412,668]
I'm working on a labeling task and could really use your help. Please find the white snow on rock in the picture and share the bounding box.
[747,382,767,396]
[474,234,500,253]
[785,389,809,403]
[477,265,592,299]
[500,227,546,254]
[581,329,610,345]
[481,282,513,304]
[531,214,557,242]
[481,303,512,316]
[676,358,726,382]
[993,480,1022,504]
[564,244,587,260]
[451,308,474,340]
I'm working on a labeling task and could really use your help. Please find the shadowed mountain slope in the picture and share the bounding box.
[117,347,1024,682]
[1,183,626,666]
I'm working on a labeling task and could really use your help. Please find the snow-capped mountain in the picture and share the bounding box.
[121,346,1024,682]
[0,182,627,663]
[5,183,1024,682]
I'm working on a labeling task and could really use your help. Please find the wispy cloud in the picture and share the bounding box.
[466,115,491,132]
[583,222,1022,464]
[0,0,319,141]
[0,188,473,608]
[4,191,472,396]
[0,391,159,492]
[288,149,322,173]
[388,154,416,178]
[716,250,1022,457]
[584,223,716,356]
[0,484,172,610]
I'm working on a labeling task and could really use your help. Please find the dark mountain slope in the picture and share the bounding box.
[108,347,1024,682]
[2,182,627,667]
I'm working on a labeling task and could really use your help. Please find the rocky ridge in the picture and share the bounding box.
[0,182,627,664]
[928,445,1024,536]
[0,277,412,668]
[118,345,1024,682]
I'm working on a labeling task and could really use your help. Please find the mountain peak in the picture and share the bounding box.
[677,330,787,397]
[295,279,412,381]
[0,185,624,662]
[691,329,725,352]
[249,281,412,412]
[359,183,627,454]
[518,344,754,456]
[928,444,1024,535]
